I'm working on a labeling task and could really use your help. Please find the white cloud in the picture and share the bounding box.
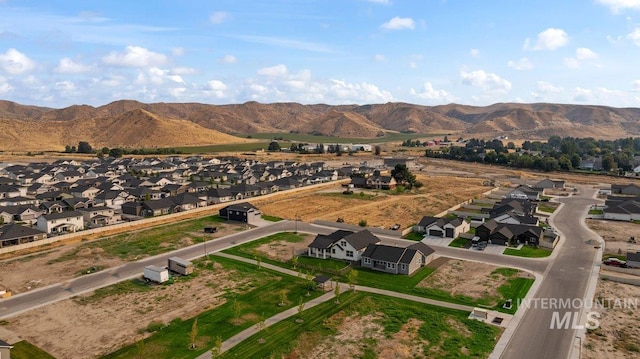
[330,79,393,103]
[632,80,640,91]
[210,11,229,24]
[628,27,640,46]
[257,64,287,77]
[469,49,480,58]
[460,69,512,93]
[524,28,569,51]
[563,57,581,68]
[380,17,415,30]
[507,57,533,70]
[102,46,167,67]
[573,87,594,102]
[410,82,456,103]
[218,54,237,64]
[0,48,36,75]
[54,57,93,74]
[596,0,640,13]
[576,47,598,60]
[374,54,386,62]
[207,80,227,91]
[0,76,13,94]
[171,67,196,75]
[168,87,187,98]
[537,81,564,94]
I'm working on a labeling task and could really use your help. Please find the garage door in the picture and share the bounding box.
[429,229,443,237]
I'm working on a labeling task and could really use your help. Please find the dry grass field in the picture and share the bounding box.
[254,174,490,228]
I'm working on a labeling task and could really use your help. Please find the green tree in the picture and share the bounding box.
[290,143,298,152]
[334,281,341,304]
[268,141,281,151]
[78,141,93,153]
[391,164,417,189]
[64,145,72,153]
[211,336,223,358]
[602,154,616,171]
[109,147,124,158]
[374,145,381,156]
[297,296,305,315]
[347,270,358,291]
[358,219,367,227]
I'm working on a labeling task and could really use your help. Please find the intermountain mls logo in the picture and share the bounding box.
[517,297,639,330]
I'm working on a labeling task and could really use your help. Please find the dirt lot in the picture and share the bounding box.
[586,219,640,257]
[0,223,240,295]
[255,234,313,260]
[583,279,640,358]
[255,174,490,228]
[418,259,532,304]
[0,259,246,359]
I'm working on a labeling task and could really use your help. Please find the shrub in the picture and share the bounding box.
[358,219,367,227]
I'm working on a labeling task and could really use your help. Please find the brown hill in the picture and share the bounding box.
[1,99,640,151]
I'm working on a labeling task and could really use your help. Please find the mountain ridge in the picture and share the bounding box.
[0,99,639,151]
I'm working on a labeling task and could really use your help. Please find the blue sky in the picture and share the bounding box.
[1,0,640,108]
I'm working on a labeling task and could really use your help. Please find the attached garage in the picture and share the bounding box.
[429,229,443,237]
[445,228,455,238]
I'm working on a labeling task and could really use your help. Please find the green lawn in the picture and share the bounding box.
[101,256,322,359]
[261,214,283,222]
[221,291,501,359]
[538,204,559,213]
[402,231,424,241]
[504,246,552,258]
[49,215,227,262]
[10,340,56,359]
[222,232,308,265]
[237,131,431,144]
[588,209,604,215]
[296,256,350,271]
[449,237,470,248]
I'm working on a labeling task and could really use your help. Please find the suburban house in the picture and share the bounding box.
[532,179,565,190]
[602,196,640,221]
[36,210,85,234]
[488,198,537,217]
[361,242,435,275]
[0,338,12,359]
[416,216,470,238]
[365,176,397,190]
[0,223,47,248]
[205,188,233,204]
[0,205,42,225]
[627,251,640,268]
[307,229,381,261]
[611,184,640,196]
[492,212,539,226]
[78,207,119,227]
[122,197,177,218]
[475,219,542,246]
[219,203,261,224]
[505,185,541,201]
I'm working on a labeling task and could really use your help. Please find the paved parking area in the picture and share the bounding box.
[469,244,507,255]
[421,236,455,247]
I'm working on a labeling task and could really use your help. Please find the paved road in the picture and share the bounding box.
[500,186,602,359]
[0,219,546,320]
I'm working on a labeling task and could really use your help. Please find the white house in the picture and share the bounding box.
[417,216,470,238]
[307,230,381,261]
[36,210,85,234]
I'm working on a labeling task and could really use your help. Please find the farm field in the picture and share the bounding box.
[254,174,490,228]
[1,256,321,359]
[0,215,239,295]
[221,291,502,359]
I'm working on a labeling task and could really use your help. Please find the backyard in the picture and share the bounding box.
[221,291,502,359]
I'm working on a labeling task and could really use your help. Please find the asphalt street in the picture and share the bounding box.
[501,186,602,359]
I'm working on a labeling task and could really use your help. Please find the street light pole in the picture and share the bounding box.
[295,213,298,233]
[576,336,582,358]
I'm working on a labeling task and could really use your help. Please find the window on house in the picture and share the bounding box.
[341,240,347,247]
[346,250,354,258]
[363,257,370,264]
[390,263,396,269]
[332,248,335,254]
[401,264,406,270]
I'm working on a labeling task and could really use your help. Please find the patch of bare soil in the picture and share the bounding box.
[2,262,249,359]
[0,247,125,294]
[255,234,313,261]
[586,219,640,256]
[418,259,511,303]
[583,279,640,359]
[377,318,428,359]
[303,314,385,359]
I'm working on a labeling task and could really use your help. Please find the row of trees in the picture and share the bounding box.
[426,136,639,173]
[63,142,182,158]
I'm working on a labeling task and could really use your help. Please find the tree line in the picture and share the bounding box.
[425,136,640,173]
[63,142,182,158]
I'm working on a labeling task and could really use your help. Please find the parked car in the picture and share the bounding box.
[603,258,627,267]
[390,224,400,230]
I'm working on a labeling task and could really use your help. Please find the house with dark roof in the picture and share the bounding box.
[475,219,542,246]
[0,338,12,359]
[602,195,640,221]
[416,216,470,238]
[532,178,565,190]
[361,242,435,275]
[505,185,541,201]
[0,223,47,248]
[219,203,261,224]
[611,183,640,196]
[627,251,640,268]
[307,229,381,261]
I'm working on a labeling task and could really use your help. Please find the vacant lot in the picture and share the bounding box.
[418,259,534,311]
[586,219,640,257]
[583,279,640,359]
[0,215,239,295]
[221,292,502,359]
[2,256,318,359]
[255,174,489,228]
